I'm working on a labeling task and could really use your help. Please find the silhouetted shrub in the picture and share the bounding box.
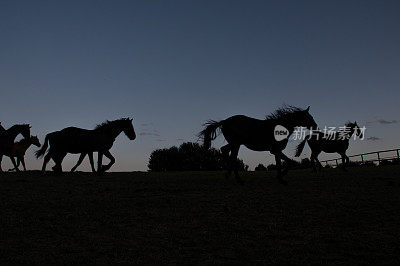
[379,159,392,166]
[255,164,267,171]
[379,158,400,166]
[266,164,277,171]
[391,158,400,165]
[360,161,375,167]
[148,142,248,172]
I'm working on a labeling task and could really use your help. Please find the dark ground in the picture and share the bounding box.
[0,166,399,264]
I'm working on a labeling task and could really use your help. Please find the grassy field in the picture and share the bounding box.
[0,166,399,264]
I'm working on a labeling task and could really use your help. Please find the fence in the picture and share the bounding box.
[320,148,400,167]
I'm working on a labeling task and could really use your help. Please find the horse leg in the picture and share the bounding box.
[274,154,287,185]
[97,152,104,175]
[7,157,20,171]
[20,157,26,171]
[230,144,243,185]
[42,152,52,172]
[220,144,231,178]
[311,150,322,174]
[310,154,317,173]
[88,152,96,173]
[314,154,323,175]
[339,152,348,171]
[102,150,115,172]
[53,152,66,173]
[9,157,19,172]
[276,151,295,176]
[71,153,86,172]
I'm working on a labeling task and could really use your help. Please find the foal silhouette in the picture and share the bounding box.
[8,135,41,171]
[0,124,31,171]
[295,121,363,172]
[36,118,136,174]
[199,106,317,184]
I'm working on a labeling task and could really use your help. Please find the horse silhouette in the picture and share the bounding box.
[295,121,363,172]
[7,135,41,171]
[35,118,136,174]
[0,124,31,171]
[199,106,317,184]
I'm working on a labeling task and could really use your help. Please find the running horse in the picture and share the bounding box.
[199,106,317,184]
[295,121,363,172]
[0,123,31,171]
[35,118,136,174]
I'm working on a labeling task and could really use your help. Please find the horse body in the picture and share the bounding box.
[221,115,289,152]
[295,122,362,171]
[200,106,317,184]
[45,127,117,154]
[36,118,136,173]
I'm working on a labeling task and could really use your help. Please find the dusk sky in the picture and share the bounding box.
[1,0,399,171]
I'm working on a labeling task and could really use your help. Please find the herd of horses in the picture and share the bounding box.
[0,106,364,184]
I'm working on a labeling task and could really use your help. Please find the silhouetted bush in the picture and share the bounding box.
[266,163,277,171]
[392,158,400,165]
[148,142,248,172]
[361,161,376,167]
[255,164,267,171]
[379,159,400,166]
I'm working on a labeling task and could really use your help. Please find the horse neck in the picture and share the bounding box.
[7,126,24,140]
[99,125,124,140]
[16,139,31,151]
[349,126,357,137]
[276,118,298,135]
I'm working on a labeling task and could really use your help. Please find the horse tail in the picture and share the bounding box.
[198,120,223,149]
[295,138,308,157]
[35,133,51,158]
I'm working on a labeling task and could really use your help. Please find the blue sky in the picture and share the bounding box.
[1,0,399,171]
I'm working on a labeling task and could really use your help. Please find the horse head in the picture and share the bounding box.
[122,118,136,140]
[353,121,363,139]
[297,106,318,129]
[30,135,41,147]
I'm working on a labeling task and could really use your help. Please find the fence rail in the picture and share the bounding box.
[320,148,400,167]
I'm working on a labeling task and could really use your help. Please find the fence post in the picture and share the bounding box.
[335,159,338,167]
[377,152,381,164]
[361,154,364,162]
[397,149,399,159]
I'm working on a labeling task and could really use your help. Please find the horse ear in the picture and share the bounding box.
[306,106,310,112]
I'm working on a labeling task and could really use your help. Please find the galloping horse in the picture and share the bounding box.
[36,118,136,173]
[199,106,317,184]
[7,135,41,171]
[295,121,363,172]
[0,124,31,171]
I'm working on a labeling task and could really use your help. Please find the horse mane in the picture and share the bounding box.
[94,118,130,130]
[266,105,304,120]
[8,124,30,130]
